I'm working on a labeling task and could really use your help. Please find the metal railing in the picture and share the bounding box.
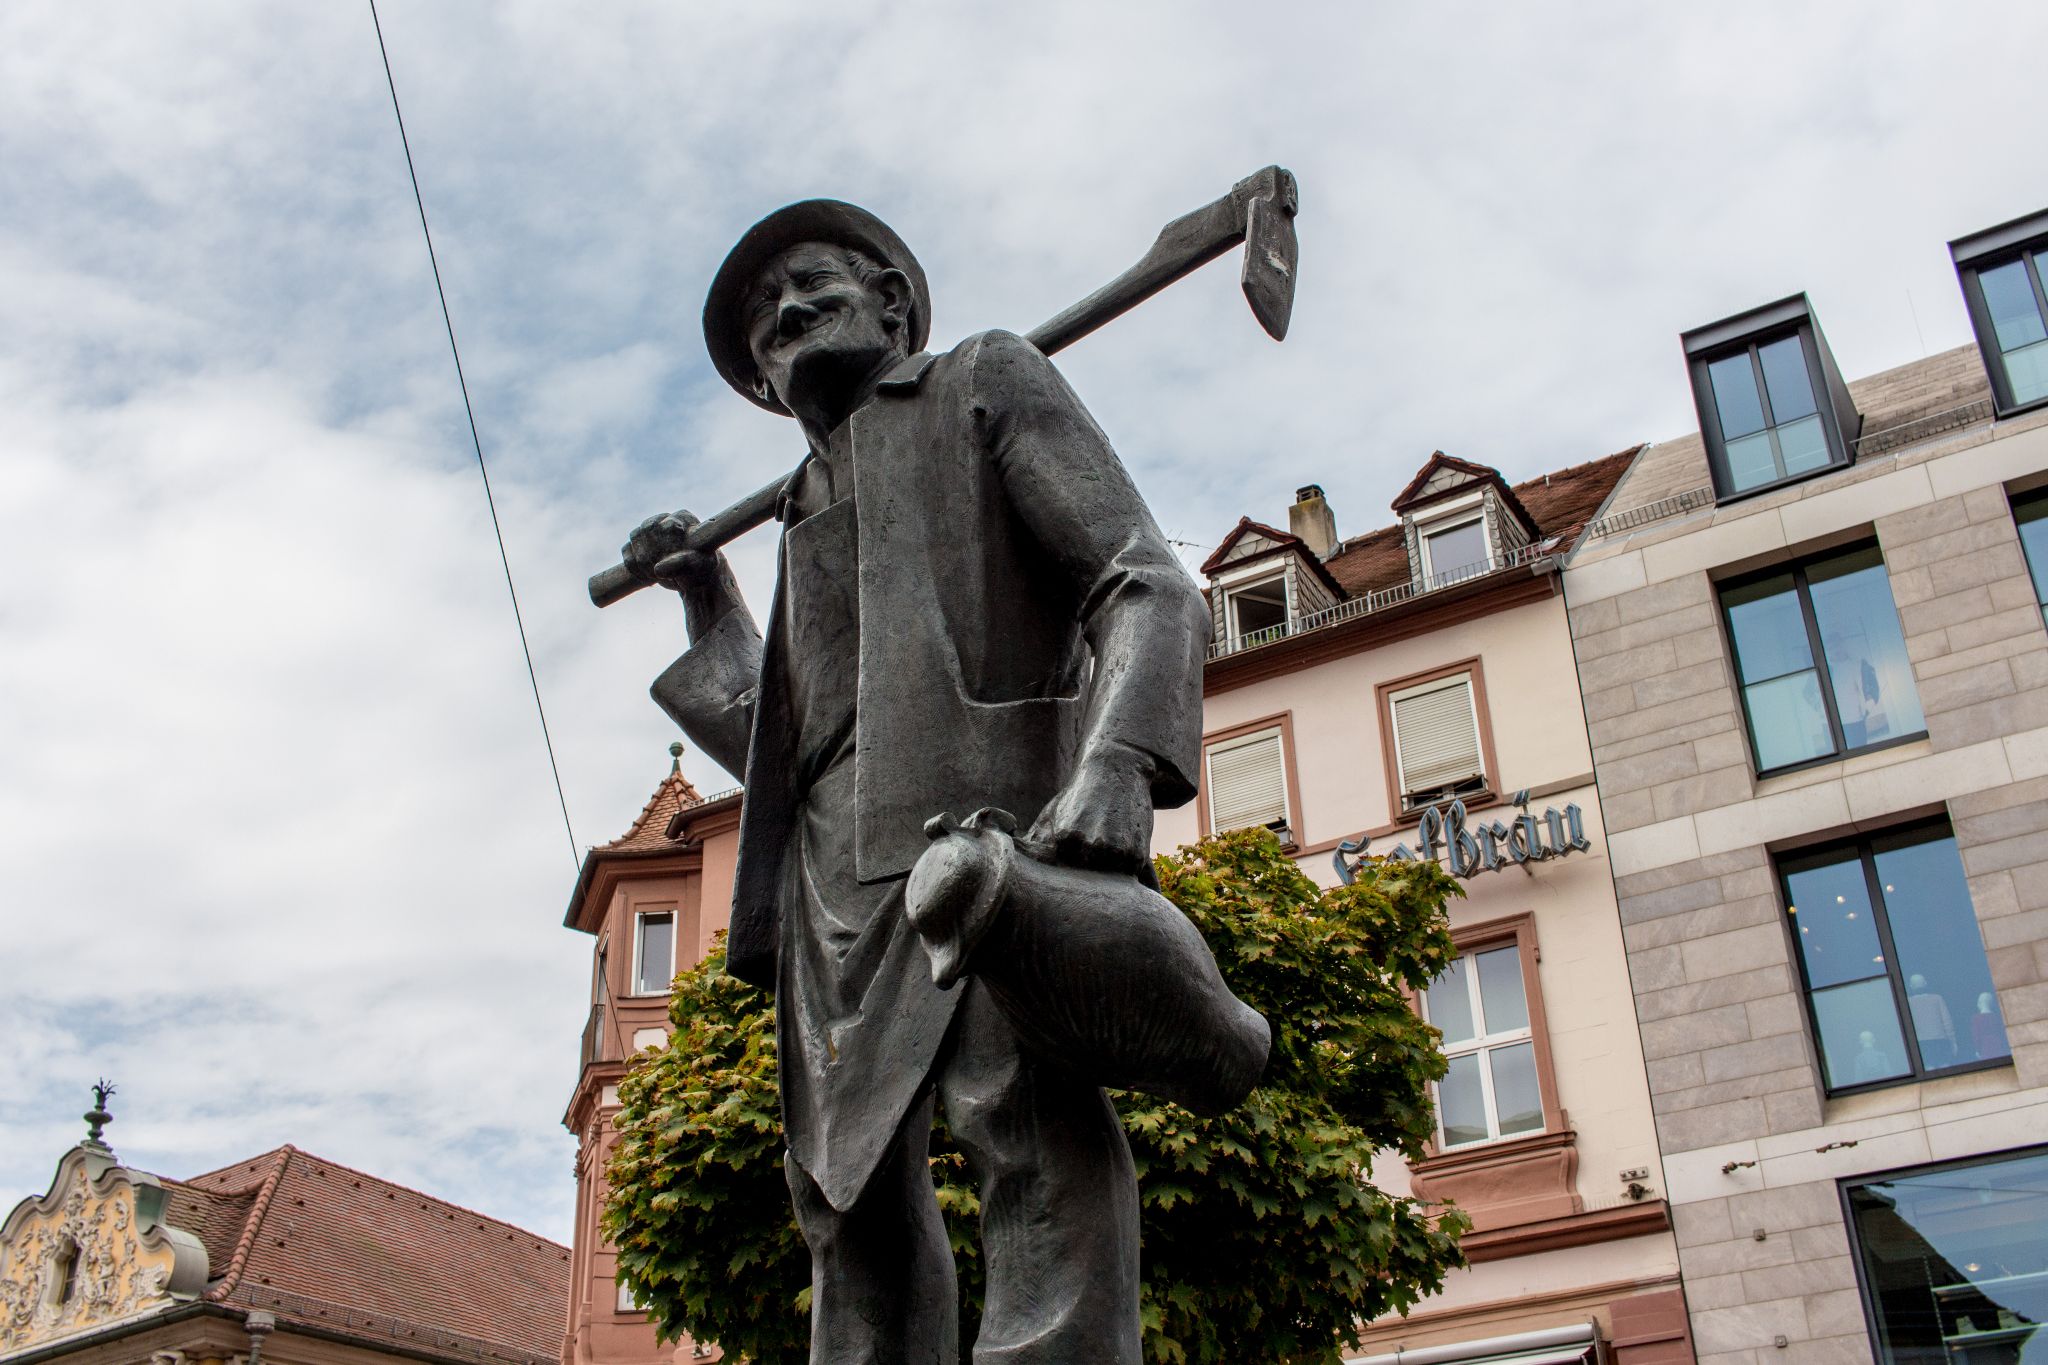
[579,1003,605,1069]
[1581,485,1714,540]
[1852,396,1995,458]
[1208,539,1559,660]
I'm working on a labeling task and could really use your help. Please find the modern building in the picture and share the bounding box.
[1165,449,1693,1365]
[559,747,738,1365]
[1,1104,569,1365]
[1561,206,2048,1365]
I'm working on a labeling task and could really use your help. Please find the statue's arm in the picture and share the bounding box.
[973,331,1211,863]
[626,515,762,780]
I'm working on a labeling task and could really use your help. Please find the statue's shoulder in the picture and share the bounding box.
[952,329,1065,405]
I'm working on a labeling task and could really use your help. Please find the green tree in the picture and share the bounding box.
[604,828,1468,1365]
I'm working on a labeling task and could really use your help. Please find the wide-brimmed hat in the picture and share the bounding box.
[702,199,931,414]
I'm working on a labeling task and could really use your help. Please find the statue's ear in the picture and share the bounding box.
[870,268,914,335]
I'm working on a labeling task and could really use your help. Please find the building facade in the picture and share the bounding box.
[1562,207,2048,1365]
[559,748,738,1365]
[1,1110,568,1365]
[1165,451,1693,1365]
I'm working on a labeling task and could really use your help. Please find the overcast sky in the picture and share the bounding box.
[5,2,2046,1245]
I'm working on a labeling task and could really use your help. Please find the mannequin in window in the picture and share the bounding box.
[1972,992,2008,1062]
[1907,972,1956,1067]
[1852,1029,1894,1083]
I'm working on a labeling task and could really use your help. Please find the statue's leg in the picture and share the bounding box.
[786,1089,958,1365]
[938,985,1140,1365]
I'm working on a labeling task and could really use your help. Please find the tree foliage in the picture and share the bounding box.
[604,829,1469,1365]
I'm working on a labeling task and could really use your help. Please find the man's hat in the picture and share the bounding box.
[702,199,931,415]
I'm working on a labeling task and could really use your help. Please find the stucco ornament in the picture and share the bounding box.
[0,1146,208,1352]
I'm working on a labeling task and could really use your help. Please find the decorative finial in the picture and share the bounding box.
[669,741,684,773]
[84,1079,116,1147]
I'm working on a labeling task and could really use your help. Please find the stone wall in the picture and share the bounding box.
[1564,386,2048,1365]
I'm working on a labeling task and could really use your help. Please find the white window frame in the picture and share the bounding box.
[1388,672,1486,811]
[1422,945,1538,1151]
[1221,569,1290,643]
[630,908,676,997]
[616,1275,644,1315]
[1417,506,1491,583]
[1203,726,1290,835]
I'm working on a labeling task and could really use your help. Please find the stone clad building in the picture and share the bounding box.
[1561,208,2048,1365]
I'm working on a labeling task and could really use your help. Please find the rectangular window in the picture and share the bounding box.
[1224,573,1289,644]
[1780,822,2010,1093]
[1205,727,1289,834]
[1390,673,1486,810]
[633,911,675,996]
[1683,296,1858,502]
[2012,489,2048,625]
[1720,543,1925,773]
[1846,1146,2048,1365]
[617,1277,645,1315]
[1421,515,1490,583]
[1953,209,2048,418]
[1423,942,1543,1148]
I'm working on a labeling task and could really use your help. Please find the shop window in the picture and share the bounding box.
[1683,295,1860,501]
[1952,208,2048,418]
[1223,573,1289,644]
[2011,489,2048,626]
[1720,543,1925,774]
[1203,723,1292,837]
[1384,669,1490,812]
[633,911,675,996]
[1845,1145,2048,1365]
[1779,821,2009,1094]
[1420,919,1557,1149]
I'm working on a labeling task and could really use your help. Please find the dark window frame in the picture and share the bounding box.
[1717,542,1928,777]
[1683,294,1862,504]
[1838,1141,2048,1365]
[1776,819,2009,1098]
[2012,486,2048,622]
[1951,208,2048,420]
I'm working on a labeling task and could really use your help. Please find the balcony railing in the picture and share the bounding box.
[580,1002,605,1070]
[1208,539,1560,661]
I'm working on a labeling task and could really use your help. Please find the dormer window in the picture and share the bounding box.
[1420,513,1489,582]
[1224,573,1289,642]
[1952,208,2048,418]
[1683,294,1859,502]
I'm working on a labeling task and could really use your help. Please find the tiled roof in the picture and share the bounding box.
[1198,517,1303,575]
[165,1146,569,1362]
[600,754,703,853]
[1322,447,1643,597]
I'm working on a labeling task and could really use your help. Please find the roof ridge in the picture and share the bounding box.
[1506,444,1644,494]
[249,1146,569,1249]
[206,1146,294,1300]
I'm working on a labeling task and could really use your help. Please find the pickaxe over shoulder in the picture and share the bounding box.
[589,165,1299,608]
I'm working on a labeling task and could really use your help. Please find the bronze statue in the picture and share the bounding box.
[609,180,1292,1364]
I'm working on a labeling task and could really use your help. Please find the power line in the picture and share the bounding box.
[368,0,580,870]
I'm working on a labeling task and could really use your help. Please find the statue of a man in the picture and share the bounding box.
[624,201,1264,1364]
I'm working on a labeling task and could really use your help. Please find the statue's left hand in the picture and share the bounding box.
[1026,745,1153,876]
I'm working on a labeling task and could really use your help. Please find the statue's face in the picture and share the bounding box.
[744,242,908,420]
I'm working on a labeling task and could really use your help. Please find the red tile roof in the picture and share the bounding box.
[1322,447,1642,597]
[600,751,703,853]
[164,1146,569,1363]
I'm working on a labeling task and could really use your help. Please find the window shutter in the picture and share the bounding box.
[1207,730,1287,832]
[1394,677,1483,797]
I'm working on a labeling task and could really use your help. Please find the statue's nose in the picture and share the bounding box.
[776,296,818,339]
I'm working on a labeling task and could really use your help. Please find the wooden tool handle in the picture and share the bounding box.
[587,475,787,606]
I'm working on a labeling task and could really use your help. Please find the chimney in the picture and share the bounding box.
[1289,484,1337,559]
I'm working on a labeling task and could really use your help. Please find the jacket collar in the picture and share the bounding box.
[874,350,935,394]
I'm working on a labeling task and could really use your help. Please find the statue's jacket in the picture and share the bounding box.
[652,329,1210,1208]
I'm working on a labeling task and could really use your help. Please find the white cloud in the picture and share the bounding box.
[4,0,2047,1242]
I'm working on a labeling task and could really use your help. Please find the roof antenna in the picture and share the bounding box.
[84,1079,116,1150]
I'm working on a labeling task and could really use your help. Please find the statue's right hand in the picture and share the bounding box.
[623,510,718,594]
